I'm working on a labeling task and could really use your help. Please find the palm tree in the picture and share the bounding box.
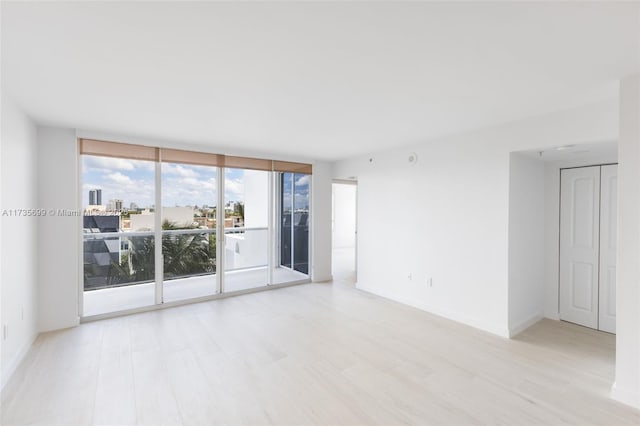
[107,235,155,285]
[108,220,216,285]
[162,220,216,279]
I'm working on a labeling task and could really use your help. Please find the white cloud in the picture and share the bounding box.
[106,172,133,185]
[83,156,154,172]
[83,177,155,208]
[82,155,157,208]
[177,177,215,190]
[224,178,244,202]
[295,175,310,186]
[162,163,199,178]
[161,175,217,207]
[81,161,276,209]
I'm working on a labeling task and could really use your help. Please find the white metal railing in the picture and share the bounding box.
[83,227,271,277]
[83,230,155,238]
[162,228,217,236]
[222,227,269,272]
[223,226,268,233]
[83,226,269,239]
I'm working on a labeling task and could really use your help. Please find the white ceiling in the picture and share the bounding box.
[2,2,639,161]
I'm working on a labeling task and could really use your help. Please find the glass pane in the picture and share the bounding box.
[161,163,218,302]
[280,173,293,268]
[293,173,310,274]
[82,155,156,316]
[224,168,269,292]
[274,172,310,284]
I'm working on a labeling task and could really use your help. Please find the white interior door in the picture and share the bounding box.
[598,165,617,333]
[560,166,601,329]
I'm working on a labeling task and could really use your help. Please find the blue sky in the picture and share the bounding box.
[282,173,310,212]
[82,156,309,210]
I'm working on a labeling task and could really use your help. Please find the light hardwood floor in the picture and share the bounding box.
[332,247,356,285]
[2,281,639,425]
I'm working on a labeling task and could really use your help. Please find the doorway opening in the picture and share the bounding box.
[559,164,618,333]
[507,141,618,337]
[332,180,357,285]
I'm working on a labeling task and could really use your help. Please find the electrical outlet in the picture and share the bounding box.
[427,277,433,287]
[407,272,413,280]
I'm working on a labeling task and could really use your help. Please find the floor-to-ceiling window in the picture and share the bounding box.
[223,168,270,292]
[274,171,310,283]
[161,161,218,302]
[80,139,312,317]
[291,172,310,274]
[81,142,157,316]
[280,173,293,269]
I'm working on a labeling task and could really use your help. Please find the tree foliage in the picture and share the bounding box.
[107,220,217,285]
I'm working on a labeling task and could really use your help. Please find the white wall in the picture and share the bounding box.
[332,183,357,249]
[335,137,512,336]
[333,100,618,337]
[507,153,545,336]
[613,73,640,409]
[1,94,3,390]
[1,95,39,390]
[37,127,80,332]
[311,161,333,282]
[243,170,269,229]
[225,230,268,270]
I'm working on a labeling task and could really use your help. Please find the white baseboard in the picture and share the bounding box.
[508,313,544,338]
[0,331,38,392]
[611,382,640,409]
[356,284,510,338]
[38,315,80,334]
[312,274,333,283]
[544,312,560,321]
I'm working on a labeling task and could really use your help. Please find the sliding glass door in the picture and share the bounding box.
[291,173,310,274]
[82,155,156,316]
[80,139,313,317]
[161,162,218,302]
[274,172,310,284]
[223,168,270,292]
[280,173,293,269]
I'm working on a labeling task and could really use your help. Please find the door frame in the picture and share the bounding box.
[558,163,618,332]
[331,179,358,282]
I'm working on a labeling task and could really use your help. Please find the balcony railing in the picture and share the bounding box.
[84,231,156,290]
[223,227,268,272]
[83,227,269,291]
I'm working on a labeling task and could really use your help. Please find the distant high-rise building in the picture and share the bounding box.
[89,188,103,206]
[106,199,124,212]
